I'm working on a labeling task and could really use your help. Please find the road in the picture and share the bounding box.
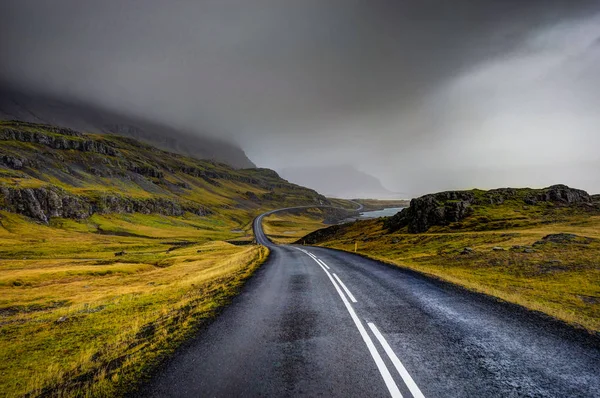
[140,207,600,397]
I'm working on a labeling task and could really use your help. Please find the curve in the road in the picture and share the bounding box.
[140,207,600,398]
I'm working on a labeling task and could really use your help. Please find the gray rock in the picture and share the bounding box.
[1,155,26,169]
[385,184,593,234]
[0,127,120,156]
[0,185,210,222]
[461,247,474,255]
[524,184,590,205]
[492,246,505,251]
[385,192,474,233]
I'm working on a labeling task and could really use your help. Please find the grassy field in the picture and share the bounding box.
[0,210,269,397]
[262,208,332,244]
[284,195,600,334]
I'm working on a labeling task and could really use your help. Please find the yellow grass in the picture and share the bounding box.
[262,209,330,244]
[300,216,600,333]
[0,211,269,397]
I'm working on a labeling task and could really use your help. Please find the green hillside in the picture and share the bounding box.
[0,120,330,226]
[0,120,341,398]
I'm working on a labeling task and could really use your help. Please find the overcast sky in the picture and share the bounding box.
[2,0,600,197]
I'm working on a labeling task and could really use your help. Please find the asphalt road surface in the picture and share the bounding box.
[140,208,600,397]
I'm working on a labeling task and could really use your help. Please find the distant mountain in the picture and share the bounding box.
[280,165,398,199]
[0,88,255,169]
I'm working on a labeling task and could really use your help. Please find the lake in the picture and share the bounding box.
[343,207,404,223]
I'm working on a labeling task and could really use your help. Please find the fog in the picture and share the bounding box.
[1,0,599,197]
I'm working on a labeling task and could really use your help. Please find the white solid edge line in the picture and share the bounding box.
[316,258,330,270]
[332,273,357,303]
[368,323,425,398]
[314,261,403,398]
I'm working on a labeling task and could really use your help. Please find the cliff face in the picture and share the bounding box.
[385,185,592,233]
[0,186,209,223]
[1,127,119,156]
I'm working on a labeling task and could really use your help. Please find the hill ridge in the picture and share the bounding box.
[0,120,329,224]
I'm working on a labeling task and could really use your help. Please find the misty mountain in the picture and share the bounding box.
[0,119,328,223]
[0,88,255,169]
[280,165,398,199]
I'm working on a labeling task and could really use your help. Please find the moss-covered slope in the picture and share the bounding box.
[0,120,329,223]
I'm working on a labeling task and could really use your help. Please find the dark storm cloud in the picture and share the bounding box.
[1,0,599,197]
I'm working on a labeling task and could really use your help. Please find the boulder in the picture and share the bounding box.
[460,247,474,255]
[1,155,26,169]
[385,192,474,233]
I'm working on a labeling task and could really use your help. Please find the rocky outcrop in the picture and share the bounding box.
[178,166,292,190]
[127,163,164,178]
[179,166,223,185]
[2,155,28,169]
[524,185,590,205]
[385,185,593,234]
[0,128,120,156]
[385,193,474,233]
[0,185,209,223]
[533,233,595,245]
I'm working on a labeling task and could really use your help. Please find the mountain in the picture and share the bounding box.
[0,120,328,224]
[279,165,398,199]
[0,88,255,168]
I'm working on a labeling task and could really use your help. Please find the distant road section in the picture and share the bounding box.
[141,207,600,397]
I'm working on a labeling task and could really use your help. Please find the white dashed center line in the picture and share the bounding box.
[294,247,426,397]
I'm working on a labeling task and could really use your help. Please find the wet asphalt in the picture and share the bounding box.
[139,210,600,398]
